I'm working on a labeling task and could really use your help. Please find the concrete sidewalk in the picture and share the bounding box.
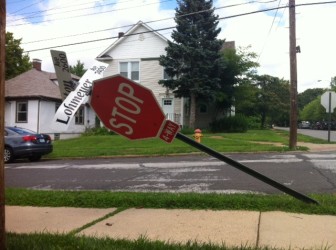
[5,206,336,249]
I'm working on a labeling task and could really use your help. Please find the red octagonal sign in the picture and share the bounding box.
[90,75,167,140]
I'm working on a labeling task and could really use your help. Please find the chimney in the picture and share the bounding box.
[32,59,42,71]
[118,32,124,38]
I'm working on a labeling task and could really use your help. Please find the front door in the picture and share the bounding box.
[162,98,174,118]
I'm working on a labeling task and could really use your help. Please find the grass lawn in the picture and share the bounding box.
[47,129,330,159]
[5,189,336,215]
[6,233,277,250]
[5,129,336,249]
[5,189,336,250]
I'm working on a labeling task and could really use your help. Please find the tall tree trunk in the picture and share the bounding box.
[189,93,196,129]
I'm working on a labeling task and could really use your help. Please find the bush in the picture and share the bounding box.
[246,116,262,129]
[210,114,248,133]
[82,127,116,136]
[180,127,195,134]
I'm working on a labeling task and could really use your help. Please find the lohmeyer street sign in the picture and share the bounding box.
[90,75,180,143]
[50,52,108,131]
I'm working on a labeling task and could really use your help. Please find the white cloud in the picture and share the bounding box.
[6,0,336,92]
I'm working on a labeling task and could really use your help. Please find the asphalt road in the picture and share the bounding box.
[275,126,336,142]
[5,152,336,195]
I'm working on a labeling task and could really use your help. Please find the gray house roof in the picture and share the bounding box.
[5,60,79,101]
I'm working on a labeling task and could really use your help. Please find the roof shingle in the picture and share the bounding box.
[5,68,79,100]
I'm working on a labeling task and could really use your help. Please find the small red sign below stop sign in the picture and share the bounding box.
[90,75,179,142]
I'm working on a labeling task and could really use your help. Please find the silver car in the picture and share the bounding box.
[298,121,311,129]
[4,127,53,163]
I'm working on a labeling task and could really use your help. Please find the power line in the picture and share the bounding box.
[7,0,174,25]
[23,0,336,53]
[25,27,175,52]
[10,0,46,14]
[257,0,283,62]
[8,0,276,27]
[8,0,149,22]
[7,0,32,4]
[21,0,277,44]
[10,0,117,15]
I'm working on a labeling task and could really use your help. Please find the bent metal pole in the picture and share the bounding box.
[175,133,319,205]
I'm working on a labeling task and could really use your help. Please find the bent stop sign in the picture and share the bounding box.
[90,75,179,142]
[90,74,318,204]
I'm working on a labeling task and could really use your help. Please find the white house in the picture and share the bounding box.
[5,59,96,139]
[96,21,187,127]
[96,21,235,129]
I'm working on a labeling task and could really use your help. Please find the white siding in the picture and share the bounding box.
[97,23,184,126]
[141,59,166,100]
[5,99,96,139]
[39,100,56,133]
[5,100,39,131]
[5,102,13,127]
[108,26,167,60]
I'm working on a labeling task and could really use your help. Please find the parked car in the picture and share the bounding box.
[298,121,311,129]
[4,127,53,163]
[312,121,336,130]
[311,121,323,130]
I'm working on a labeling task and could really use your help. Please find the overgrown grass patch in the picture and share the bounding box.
[5,188,336,215]
[6,233,279,250]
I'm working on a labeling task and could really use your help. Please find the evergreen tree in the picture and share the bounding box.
[159,0,223,128]
[70,60,86,77]
[5,32,31,79]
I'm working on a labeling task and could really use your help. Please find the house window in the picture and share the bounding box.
[163,99,172,106]
[120,61,139,81]
[16,101,28,123]
[75,106,85,125]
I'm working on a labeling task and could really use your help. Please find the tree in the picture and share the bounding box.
[5,32,31,79]
[159,0,223,128]
[236,75,290,128]
[234,81,258,116]
[70,60,86,77]
[216,45,259,114]
[300,97,327,122]
[298,88,324,110]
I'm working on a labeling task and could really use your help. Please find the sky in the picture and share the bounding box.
[5,0,336,93]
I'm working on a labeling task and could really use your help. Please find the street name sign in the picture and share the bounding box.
[51,50,77,100]
[50,52,108,131]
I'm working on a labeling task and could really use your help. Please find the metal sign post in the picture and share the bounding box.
[176,133,318,205]
[90,75,319,205]
[321,91,336,142]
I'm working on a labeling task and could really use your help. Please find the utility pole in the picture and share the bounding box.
[0,0,6,248]
[289,0,298,149]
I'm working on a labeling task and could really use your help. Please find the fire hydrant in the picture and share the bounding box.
[193,128,203,143]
